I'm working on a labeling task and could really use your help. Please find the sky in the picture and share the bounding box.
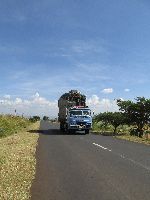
[0,0,150,117]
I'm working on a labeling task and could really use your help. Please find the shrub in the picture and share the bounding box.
[43,116,49,120]
[0,115,31,138]
[29,116,40,122]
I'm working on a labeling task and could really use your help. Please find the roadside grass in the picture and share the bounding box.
[92,121,114,134]
[92,122,150,145]
[0,115,31,138]
[0,121,39,200]
[115,134,150,145]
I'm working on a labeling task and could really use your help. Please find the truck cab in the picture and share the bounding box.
[66,106,92,134]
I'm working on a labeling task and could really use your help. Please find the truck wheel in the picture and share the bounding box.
[66,129,70,134]
[60,123,64,131]
[85,130,89,134]
[65,124,70,134]
[70,129,75,134]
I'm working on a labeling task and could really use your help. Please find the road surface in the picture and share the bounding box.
[31,120,150,200]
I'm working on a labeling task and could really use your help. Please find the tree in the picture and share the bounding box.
[29,116,40,122]
[33,116,40,121]
[95,112,126,134]
[117,97,150,137]
[43,116,49,120]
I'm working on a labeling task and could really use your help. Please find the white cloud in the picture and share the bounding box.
[101,88,113,94]
[33,92,40,98]
[70,39,108,55]
[87,95,119,113]
[0,92,58,117]
[118,98,124,101]
[87,95,100,106]
[0,99,12,106]
[124,88,130,92]
[24,100,31,106]
[4,95,11,99]
[0,93,119,117]
[15,98,23,104]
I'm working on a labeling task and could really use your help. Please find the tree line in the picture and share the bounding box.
[94,97,150,137]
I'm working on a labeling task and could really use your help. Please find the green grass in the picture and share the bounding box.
[0,115,32,138]
[92,120,133,135]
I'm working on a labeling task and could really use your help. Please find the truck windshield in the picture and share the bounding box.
[69,110,91,116]
[83,110,91,115]
[70,110,82,116]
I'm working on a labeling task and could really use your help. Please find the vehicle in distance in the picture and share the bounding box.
[58,90,92,134]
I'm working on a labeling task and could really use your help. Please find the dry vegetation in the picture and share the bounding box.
[92,122,150,145]
[0,115,31,138]
[115,133,150,145]
[0,119,39,200]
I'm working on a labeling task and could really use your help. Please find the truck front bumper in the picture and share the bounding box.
[69,124,92,130]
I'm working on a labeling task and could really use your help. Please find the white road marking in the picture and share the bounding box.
[93,143,112,152]
[119,155,150,171]
[120,154,125,158]
[92,142,150,172]
[126,158,150,171]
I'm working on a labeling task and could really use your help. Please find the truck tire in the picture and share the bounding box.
[65,124,70,134]
[66,128,71,134]
[85,129,89,134]
[70,129,75,134]
[60,123,65,131]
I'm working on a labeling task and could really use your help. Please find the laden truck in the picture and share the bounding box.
[58,90,92,134]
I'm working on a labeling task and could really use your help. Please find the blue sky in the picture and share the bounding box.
[0,0,150,116]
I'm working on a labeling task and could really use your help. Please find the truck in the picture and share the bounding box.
[58,90,92,134]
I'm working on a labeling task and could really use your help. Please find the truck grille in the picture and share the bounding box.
[76,121,86,126]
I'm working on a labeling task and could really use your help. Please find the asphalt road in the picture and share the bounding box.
[31,120,150,200]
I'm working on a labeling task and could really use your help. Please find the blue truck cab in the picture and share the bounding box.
[67,106,92,134]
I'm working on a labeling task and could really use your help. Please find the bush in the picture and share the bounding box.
[130,128,139,136]
[43,116,49,120]
[0,115,31,138]
[29,116,40,122]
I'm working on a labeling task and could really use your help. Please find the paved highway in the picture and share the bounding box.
[31,120,150,200]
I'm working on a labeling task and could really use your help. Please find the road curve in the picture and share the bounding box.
[30,120,150,200]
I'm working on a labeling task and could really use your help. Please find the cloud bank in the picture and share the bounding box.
[0,93,119,117]
[0,93,58,118]
[87,95,119,113]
